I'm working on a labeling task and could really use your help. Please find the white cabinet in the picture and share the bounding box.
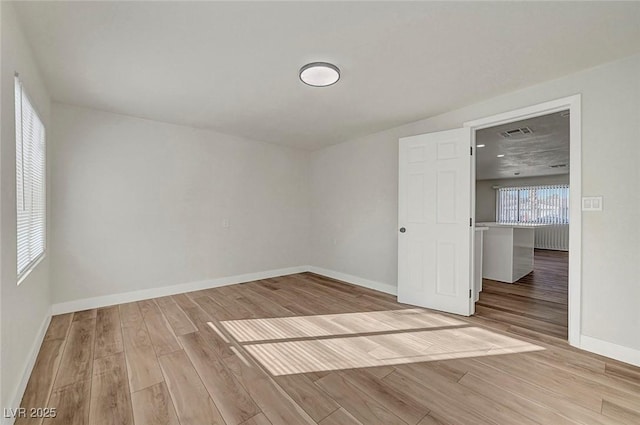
[477,223,547,283]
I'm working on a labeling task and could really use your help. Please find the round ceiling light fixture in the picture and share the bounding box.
[299,62,340,87]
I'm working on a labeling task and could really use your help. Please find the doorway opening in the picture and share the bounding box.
[473,111,569,339]
[465,95,581,346]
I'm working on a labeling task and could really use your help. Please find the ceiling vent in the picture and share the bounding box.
[499,127,533,138]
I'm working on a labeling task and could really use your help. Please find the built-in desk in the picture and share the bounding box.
[476,222,550,283]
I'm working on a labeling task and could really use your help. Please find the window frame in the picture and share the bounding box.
[496,184,570,225]
[15,74,47,284]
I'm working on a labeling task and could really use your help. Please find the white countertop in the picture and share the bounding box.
[476,222,553,229]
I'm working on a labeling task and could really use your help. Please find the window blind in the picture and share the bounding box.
[497,184,569,225]
[15,76,46,278]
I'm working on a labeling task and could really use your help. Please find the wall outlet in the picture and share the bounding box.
[582,196,603,211]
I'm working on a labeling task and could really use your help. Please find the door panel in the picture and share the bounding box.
[398,127,472,316]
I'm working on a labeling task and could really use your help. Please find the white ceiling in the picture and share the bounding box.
[475,111,569,180]
[13,1,640,150]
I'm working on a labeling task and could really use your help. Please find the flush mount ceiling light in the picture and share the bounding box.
[299,62,340,87]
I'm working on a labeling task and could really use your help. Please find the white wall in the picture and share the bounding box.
[310,53,640,352]
[476,174,569,222]
[50,104,310,305]
[1,2,52,414]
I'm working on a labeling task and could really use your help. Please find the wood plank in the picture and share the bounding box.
[16,339,66,425]
[192,296,235,321]
[44,314,72,341]
[240,413,273,425]
[143,311,182,356]
[89,353,134,425]
[180,332,260,425]
[602,399,640,425]
[131,382,180,425]
[207,286,259,319]
[340,368,429,425]
[42,380,90,425]
[454,358,617,425]
[397,360,537,425]
[53,319,96,389]
[223,354,316,425]
[138,299,162,317]
[72,309,97,322]
[475,353,640,414]
[155,296,176,307]
[458,370,582,425]
[273,373,340,422]
[474,304,568,339]
[121,323,164,392]
[158,350,226,425]
[315,373,407,425]
[158,303,197,336]
[194,319,235,359]
[172,293,198,311]
[94,306,123,359]
[605,362,640,386]
[119,302,144,328]
[382,370,495,425]
[319,408,364,425]
[417,414,450,425]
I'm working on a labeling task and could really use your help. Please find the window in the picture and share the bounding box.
[15,75,46,280]
[497,184,569,224]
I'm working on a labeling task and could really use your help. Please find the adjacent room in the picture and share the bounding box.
[2,2,640,425]
[474,111,571,339]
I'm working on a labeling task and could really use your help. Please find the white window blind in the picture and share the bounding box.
[15,75,46,279]
[497,184,569,224]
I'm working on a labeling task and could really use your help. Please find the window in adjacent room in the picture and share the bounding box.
[15,74,46,282]
[497,184,569,224]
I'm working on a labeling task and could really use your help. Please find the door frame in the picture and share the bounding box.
[463,94,582,347]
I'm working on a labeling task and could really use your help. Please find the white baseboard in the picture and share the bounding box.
[307,266,398,296]
[4,311,52,425]
[51,266,307,315]
[579,335,640,367]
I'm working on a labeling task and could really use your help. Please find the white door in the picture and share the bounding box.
[398,128,473,316]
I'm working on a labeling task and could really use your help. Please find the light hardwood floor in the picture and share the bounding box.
[17,272,640,425]
[476,249,569,339]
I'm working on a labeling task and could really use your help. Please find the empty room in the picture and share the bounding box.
[2,2,640,425]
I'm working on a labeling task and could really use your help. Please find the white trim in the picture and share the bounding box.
[16,253,46,286]
[580,335,640,368]
[464,94,582,347]
[51,266,307,315]
[4,311,52,425]
[307,266,397,296]
[51,265,398,315]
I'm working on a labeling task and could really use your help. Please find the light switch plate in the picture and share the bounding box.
[582,196,603,211]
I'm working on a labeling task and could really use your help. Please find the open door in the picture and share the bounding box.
[398,127,473,316]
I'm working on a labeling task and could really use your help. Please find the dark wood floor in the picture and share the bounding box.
[17,270,640,425]
[476,249,569,339]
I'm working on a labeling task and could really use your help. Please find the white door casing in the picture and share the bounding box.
[398,127,473,316]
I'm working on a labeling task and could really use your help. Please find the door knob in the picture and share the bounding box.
[399,227,406,233]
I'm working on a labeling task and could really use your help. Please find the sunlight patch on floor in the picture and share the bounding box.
[220,309,466,342]
[241,326,544,376]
